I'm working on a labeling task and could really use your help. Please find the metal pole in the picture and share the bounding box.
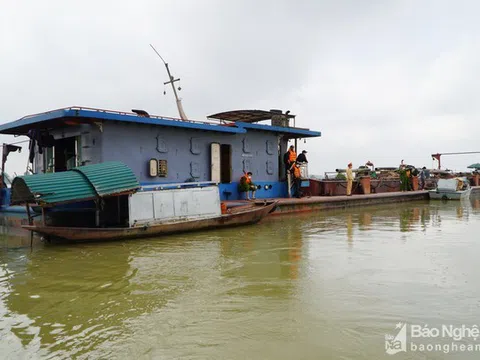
[150,44,188,120]
[287,170,292,198]
[26,203,32,225]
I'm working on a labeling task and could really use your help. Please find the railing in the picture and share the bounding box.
[17,106,224,126]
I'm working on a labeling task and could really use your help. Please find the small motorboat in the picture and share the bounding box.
[428,177,472,201]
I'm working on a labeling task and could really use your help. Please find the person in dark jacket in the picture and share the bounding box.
[419,167,426,190]
[296,150,308,163]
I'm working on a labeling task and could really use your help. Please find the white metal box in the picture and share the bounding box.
[128,185,221,227]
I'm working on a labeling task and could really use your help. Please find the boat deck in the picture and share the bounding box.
[257,186,480,215]
[227,190,450,215]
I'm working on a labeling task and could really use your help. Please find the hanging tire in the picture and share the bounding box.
[442,195,448,201]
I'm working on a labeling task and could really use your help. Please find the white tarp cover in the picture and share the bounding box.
[436,179,458,191]
[128,186,221,227]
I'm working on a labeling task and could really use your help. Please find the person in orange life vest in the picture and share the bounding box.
[287,145,297,167]
[239,171,256,200]
[283,145,297,179]
[292,163,302,198]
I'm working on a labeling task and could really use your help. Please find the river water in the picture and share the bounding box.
[1,197,480,359]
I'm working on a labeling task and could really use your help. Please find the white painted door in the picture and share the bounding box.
[211,143,221,183]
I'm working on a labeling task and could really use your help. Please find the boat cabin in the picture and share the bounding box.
[0,107,321,201]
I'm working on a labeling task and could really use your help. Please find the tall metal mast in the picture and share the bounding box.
[149,44,188,120]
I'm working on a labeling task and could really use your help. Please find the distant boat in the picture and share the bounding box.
[428,178,472,200]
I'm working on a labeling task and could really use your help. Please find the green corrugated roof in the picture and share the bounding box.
[74,162,140,197]
[10,161,140,206]
[12,171,97,205]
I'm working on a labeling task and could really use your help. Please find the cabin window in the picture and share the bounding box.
[220,144,232,183]
[54,137,78,172]
[43,147,55,173]
[76,136,82,166]
[43,136,81,173]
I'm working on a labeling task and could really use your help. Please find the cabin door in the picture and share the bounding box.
[220,144,232,183]
[54,137,78,172]
[211,143,221,183]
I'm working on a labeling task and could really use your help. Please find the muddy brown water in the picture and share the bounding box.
[1,197,480,359]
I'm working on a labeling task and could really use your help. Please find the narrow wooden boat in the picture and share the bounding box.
[23,201,277,242]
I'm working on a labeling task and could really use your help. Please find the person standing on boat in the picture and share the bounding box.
[419,167,426,190]
[239,171,256,200]
[296,150,308,163]
[286,145,297,168]
[292,163,302,198]
[346,163,354,196]
[406,167,413,191]
[284,145,298,184]
[399,167,412,191]
[399,168,408,191]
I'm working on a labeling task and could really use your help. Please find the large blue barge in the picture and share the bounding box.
[0,105,321,220]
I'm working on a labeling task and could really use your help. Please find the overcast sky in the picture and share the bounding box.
[1,0,479,178]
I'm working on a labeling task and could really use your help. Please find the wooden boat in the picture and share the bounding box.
[10,162,278,243]
[428,178,472,200]
[23,201,277,242]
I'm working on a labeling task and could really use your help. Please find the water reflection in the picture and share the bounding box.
[346,214,353,245]
[0,224,308,357]
[472,198,480,209]
[331,197,480,242]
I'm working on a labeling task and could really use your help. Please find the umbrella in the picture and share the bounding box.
[467,163,480,170]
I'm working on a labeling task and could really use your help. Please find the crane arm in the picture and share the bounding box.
[431,151,480,169]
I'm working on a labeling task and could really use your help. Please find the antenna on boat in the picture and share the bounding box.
[149,44,188,121]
